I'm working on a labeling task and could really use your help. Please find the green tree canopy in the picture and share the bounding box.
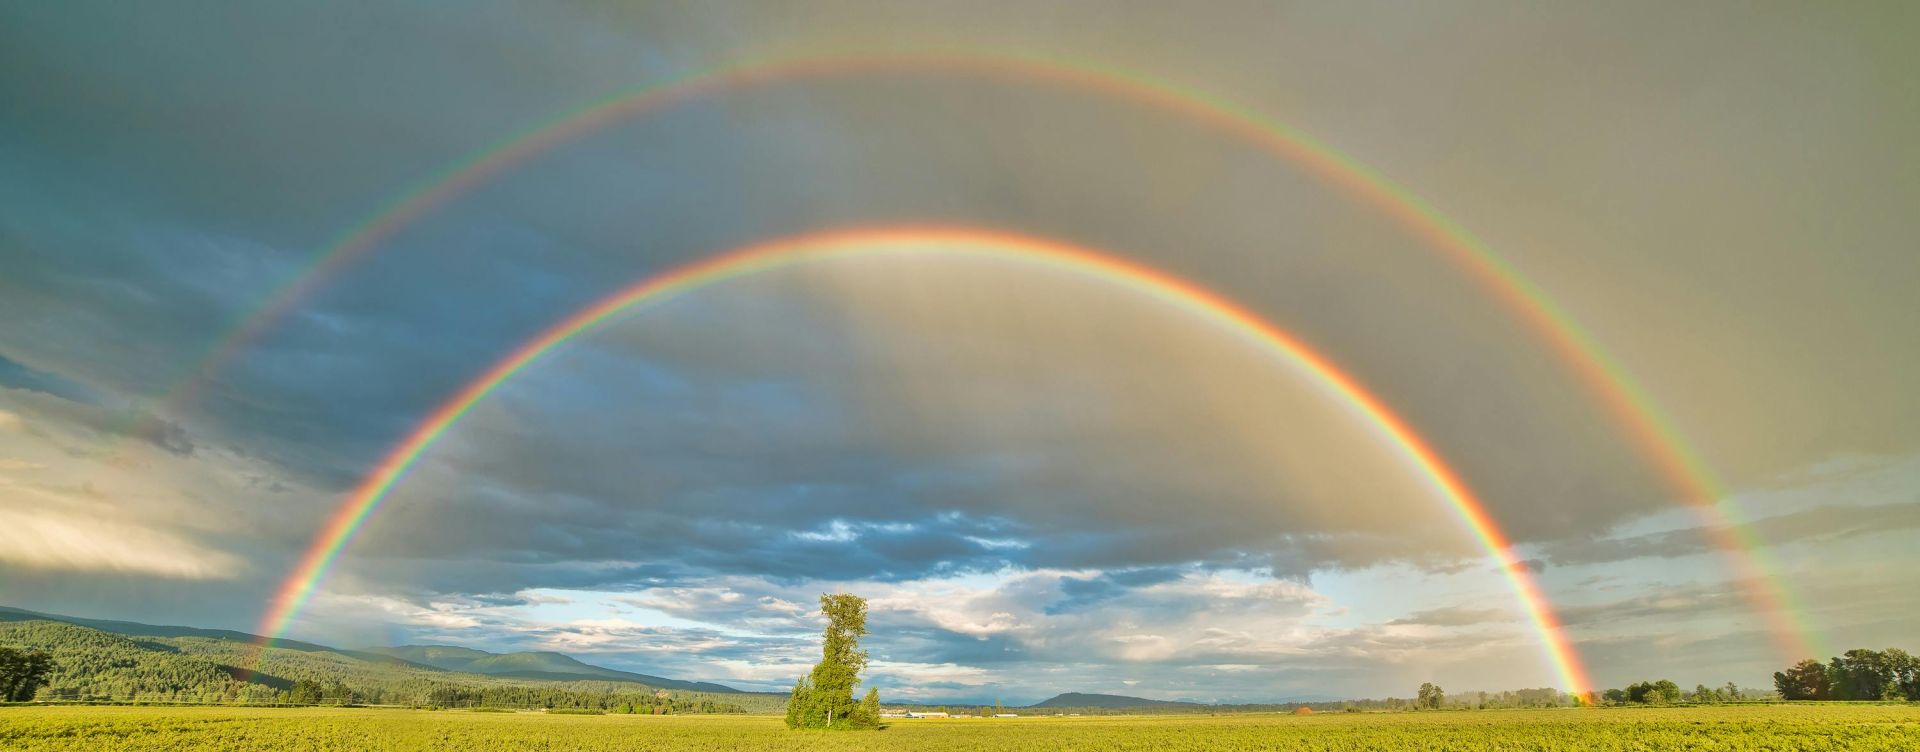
[0,646,55,702]
[1415,682,1444,710]
[1828,649,1898,701]
[1774,659,1832,701]
[1887,649,1920,701]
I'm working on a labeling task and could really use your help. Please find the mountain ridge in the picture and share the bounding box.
[1028,692,1202,708]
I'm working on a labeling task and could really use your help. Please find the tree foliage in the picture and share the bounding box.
[1889,649,1920,701]
[785,594,879,730]
[1415,682,1444,710]
[1774,659,1833,700]
[0,645,55,701]
[1772,648,1920,702]
[1827,649,1897,701]
[1623,680,1682,705]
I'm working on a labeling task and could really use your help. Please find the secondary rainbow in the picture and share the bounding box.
[133,53,1813,660]
[255,226,1594,696]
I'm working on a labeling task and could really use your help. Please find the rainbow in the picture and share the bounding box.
[167,51,1808,662]
[255,226,1594,696]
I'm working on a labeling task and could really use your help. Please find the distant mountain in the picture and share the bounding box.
[1028,692,1202,708]
[359,645,739,693]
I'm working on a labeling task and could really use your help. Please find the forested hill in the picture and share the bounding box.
[0,611,778,712]
[359,645,739,693]
[0,606,737,693]
[0,606,342,654]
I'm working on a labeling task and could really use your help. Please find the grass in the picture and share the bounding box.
[2,704,1917,750]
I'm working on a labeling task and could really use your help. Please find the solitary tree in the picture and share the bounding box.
[1723,682,1742,701]
[0,647,53,702]
[786,593,880,730]
[1416,682,1445,710]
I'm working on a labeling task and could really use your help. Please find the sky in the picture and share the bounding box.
[2,1,1917,704]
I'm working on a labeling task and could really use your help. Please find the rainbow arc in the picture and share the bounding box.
[253,226,1594,696]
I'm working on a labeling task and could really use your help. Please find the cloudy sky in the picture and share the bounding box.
[2,2,1916,703]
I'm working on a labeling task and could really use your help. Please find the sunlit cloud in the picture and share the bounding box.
[0,484,243,579]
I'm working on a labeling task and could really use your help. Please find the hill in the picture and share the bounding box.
[1029,692,1202,709]
[0,606,776,711]
[0,605,736,693]
[360,645,739,693]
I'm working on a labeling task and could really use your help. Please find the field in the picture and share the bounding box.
[3,705,1918,751]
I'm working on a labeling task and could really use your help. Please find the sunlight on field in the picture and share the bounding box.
[4,705,1918,751]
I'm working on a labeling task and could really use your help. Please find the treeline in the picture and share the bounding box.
[266,677,745,713]
[1441,687,1570,709]
[1595,680,1758,705]
[1410,684,1576,710]
[1587,646,1920,706]
[0,620,767,713]
[1773,648,1920,701]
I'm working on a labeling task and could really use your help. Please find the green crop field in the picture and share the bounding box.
[3,705,1917,751]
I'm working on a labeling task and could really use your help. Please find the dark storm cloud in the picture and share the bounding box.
[1543,501,1920,567]
[0,354,104,405]
[1555,585,1749,628]
[0,379,194,456]
[1387,605,1516,627]
[0,1,794,490]
[880,626,1036,667]
[1045,568,1185,615]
